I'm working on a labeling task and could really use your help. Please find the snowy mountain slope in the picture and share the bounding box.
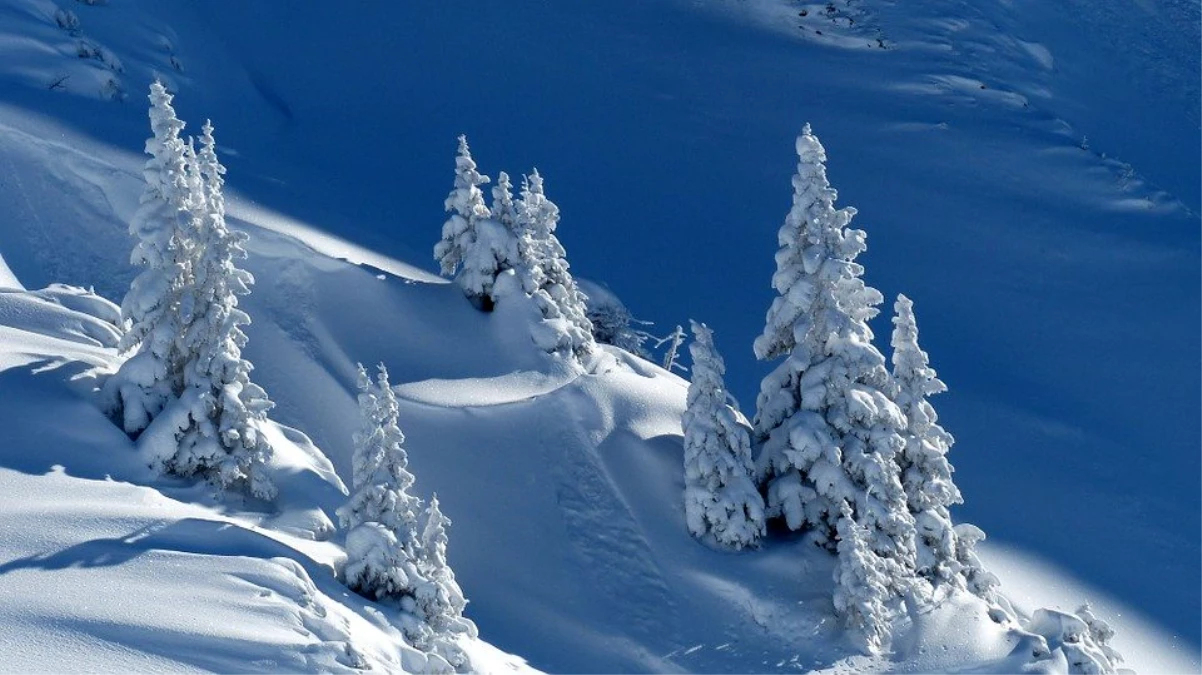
[0,284,530,674]
[0,105,1193,673]
[0,0,1197,672]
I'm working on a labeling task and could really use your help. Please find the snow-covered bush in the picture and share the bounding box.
[514,169,594,359]
[890,294,962,588]
[752,125,916,578]
[1025,605,1124,674]
[682,320,764,549]
[952,523,999,603]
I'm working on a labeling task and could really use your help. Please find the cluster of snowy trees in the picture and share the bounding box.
[106,84,475,672]
[105,84,1120,668]
[105,81,276,500]
[433,140,700,372]
[338,363,476,671]
[680,125,999,654]
[434,136,593,361]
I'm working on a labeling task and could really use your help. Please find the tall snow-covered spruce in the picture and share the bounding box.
[418,494,478,643]
[514,169,594,360]
[106,81,192,434]
[167,120,276,499]
[890,294,963,587]
[433,136,518,310]
[108,84,275,499]
[337,364,426,604]
[682,320,764,549]
[890,294,998,602]
[751,125,917,645]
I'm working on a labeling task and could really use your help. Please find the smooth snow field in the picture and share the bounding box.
[0,1,1197,673]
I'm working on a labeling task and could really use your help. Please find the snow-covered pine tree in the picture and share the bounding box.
[752,125,916,573]
[106,81,193,434]
[890,294,962,587]
[418,494,473,633]
[415,494,478,669]
[682,320,764,549]
[164,120,275,500]
[434,135,490,278]
[833,502,900,654]
[337,363,426,606]
[515,169,594,359]
[433,136,518,310]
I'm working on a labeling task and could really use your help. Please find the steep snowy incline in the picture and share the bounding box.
[0,284,533,674]
[0,96,1195,673]
[0,0,1196,672]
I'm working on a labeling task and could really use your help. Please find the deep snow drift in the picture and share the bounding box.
[0,0,1197,673]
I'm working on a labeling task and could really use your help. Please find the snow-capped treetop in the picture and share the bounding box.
[752,123,879,365]
[491,171,519,232]
[515,169,559,286]
[139,81,189,211]
[434,135,492,279]
[682,320,764,549]
[196,120,226,209]
[119,81,192,358]
[891,294,946,401]
[338,363,422,538]
[890,293,959,513]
